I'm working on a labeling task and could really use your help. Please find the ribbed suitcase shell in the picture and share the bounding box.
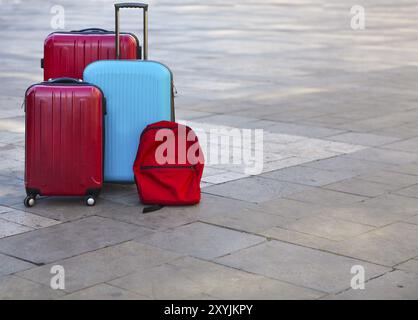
[25,83,105,196]
[43,31,139,80]
[84,60,173,183]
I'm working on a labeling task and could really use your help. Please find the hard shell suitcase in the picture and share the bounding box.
[42,28,141,80]
[84,3,174,183]
[24,78,106,207]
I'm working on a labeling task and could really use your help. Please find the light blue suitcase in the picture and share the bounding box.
[84,3,174,182]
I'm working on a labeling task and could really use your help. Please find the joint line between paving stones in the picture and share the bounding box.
[392,256,418,269]
[385,167,418,177]
[0,215,153,265]
[344,146,418,164]
[158,250,330,297]
[332,269,396,296]
[205,254,328,296]
[194,222,396,272]
[317,186,375,199]
[237,230,395,270]
[60,256,186,299]
[11,273,68,296]
[104,255,195,299]
[0,213,60,232]
[96,211,198,232]
[0,252,43,267]
[203,176,330,203]
[0,212,89,245]
[199,216,394,256]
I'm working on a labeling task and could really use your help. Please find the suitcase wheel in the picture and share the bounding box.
[86,196,96,206]
[24,196,36,208]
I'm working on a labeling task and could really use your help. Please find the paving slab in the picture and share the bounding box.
[100,193,266,232]
[394,184,418,199]
[202,171,249,184]
[260,157,310,173]
[304,156,395,175]
[0,131,24,146]
[9,197,123,222]
[0,206,12,214]
[17,241,181,293]
[375,125,418,140]
[0,183,27,207]
[324,222,418,267]
[0,216,152,264]
[195,114,255,127]
[0,209,60,229]
[0,275,65,300]
[281,215,375,241]
[101,193,143,207]
[198,204,292,234]
[287,188,367,205]
[358,194,418,217]
[0,219,33,238]
[182,293,218,300]
[260,227,336,250]
[326,132,400,147]
[317,205,414,228]
[382,137,418,153]
[346,148,418,165]
[358,170,418,189]
[261,166,356,187]
[330,270,418,300]
[109,256,324,300]
[137,222,266,260]
[59,283,149,300]
[287,138,366,155]
[99,183,138,202]
[401,214,418,225]
[389,162,418,176]
[0,253,34,277]
[256,198,323,220]
[98,204,198,231]
[260,121,344,138]
[175,109,214,121]
[323,178,392,197]
[395,259,418,275]
[216,240,390,293]
[203,176,313,203]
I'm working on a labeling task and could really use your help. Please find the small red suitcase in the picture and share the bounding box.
[42,28,140,80]
[24,78,105,207]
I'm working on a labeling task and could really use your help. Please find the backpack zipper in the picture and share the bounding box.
[141,126,177,133]
[140,165,195,170]
[141,124,193,136]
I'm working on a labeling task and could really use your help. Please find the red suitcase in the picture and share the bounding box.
[24,78,105,207]
[42,28,140,80]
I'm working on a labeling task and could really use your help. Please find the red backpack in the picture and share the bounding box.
[133,121,204,210]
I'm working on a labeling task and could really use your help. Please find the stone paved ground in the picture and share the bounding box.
[1,0,418,299]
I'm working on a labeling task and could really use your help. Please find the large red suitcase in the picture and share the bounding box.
[42,28,140,80]
[24,78,105,207]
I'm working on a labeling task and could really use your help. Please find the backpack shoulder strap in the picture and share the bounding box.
[142,205,164,214]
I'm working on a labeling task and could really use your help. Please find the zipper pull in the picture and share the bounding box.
[173,84,178,97]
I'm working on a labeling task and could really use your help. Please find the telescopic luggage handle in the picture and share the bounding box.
[115,3,148,60]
